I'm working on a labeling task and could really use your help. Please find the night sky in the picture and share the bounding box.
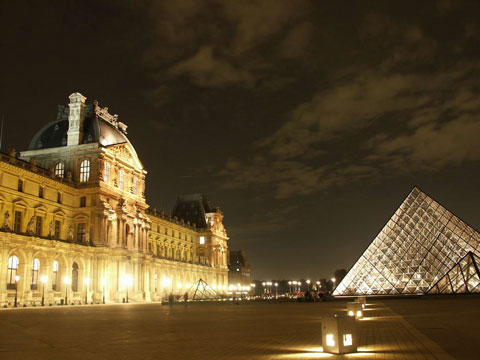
[2,1,480,280]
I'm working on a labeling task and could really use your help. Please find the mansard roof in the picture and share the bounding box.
[172,194,213,229]
[28,102,129,151]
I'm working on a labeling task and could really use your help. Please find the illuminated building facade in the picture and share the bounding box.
[334,187,480,296]
[0,92,229,306]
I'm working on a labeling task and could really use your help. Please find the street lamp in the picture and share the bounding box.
[84,278,90,304]
[14,275,20,307]
[40,275,47,306]
[331,277,336,292]
[122,274,133,303]
[274,282,278,298]
[64,276,70,305]
[316,280,320,291]
[306,279,311,292]
[101,278,106,304]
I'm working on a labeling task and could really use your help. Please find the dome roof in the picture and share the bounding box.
[28,103,130,150]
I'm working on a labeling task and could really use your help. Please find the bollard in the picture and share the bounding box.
[347,302,363,319]
[321,315,357,354]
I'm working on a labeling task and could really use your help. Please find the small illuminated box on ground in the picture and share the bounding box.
[355,296,366,308]
[347,302,363,319]
[321,315,357,354]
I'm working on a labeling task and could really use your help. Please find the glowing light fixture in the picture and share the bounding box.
[322,315,357,354]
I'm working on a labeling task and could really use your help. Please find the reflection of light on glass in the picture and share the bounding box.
[343,334,352,346]
[326,334,335,347]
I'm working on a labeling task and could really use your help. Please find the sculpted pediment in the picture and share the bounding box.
[106,143,143,169]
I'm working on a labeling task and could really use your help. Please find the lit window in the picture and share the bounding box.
[80,159,90,182]
[343,334,352,346]
[31,258,40,290]
[326,334,335,347]
[200,236,205,245]
[52,260,58,290]
[103,162,109,183]
[119,170,124,190]
[7,256,19,290]
[55,162,65,178]
[133,177,137,194]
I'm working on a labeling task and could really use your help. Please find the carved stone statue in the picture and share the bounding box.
[2,211,10,230]
[26,216,35,235]
[68,225,74,241]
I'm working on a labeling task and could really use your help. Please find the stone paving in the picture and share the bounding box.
[0,296,477,359]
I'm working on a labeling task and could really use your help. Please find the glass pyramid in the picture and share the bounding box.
[427,252,480,294]
[333,187,480,296]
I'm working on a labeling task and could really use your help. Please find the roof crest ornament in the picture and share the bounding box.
[93,100,128,135]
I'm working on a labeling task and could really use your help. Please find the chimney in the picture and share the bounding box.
[66,92,86,146]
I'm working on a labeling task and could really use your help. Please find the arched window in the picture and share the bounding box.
[7,256,19,290]
[79,160,90,182]
[52,260,59,290]
[71,262,79,292]
[119,170,124,190]
[55,162,65,178]
[103,162,109,183]
[31,258,40,290]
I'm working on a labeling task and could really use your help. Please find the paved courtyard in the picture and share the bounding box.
[1,296,479,359]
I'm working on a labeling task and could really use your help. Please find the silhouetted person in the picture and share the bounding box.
[168,293,174,306]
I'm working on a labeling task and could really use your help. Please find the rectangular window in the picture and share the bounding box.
[54,220,61,239]
[52,261,58,291]
[119,170,124,190]
[132,177,137,194]
[35,216,42,236]
[57,192,62,204]
[77,223,87,243]
[200,236,205,245]
[18,179,23,192]
[80,196,86,207]
[39,186,44,198]
[14,211,22,233]
[104,162,109,182]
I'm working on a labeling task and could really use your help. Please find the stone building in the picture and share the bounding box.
[228,250,251,286]
[0,92,229,306]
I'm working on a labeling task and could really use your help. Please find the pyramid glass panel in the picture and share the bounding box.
[334,187,480,296]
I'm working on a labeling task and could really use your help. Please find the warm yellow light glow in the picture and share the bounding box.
[84,278,90,285]
[161,277,171,287]
[331,278,336,283]
[348,310,354,316]
[122,274,133,287]
[64,276,70,284]
[178,283,183,288]
[343,334,352,346]
[326,334,335,347]
[356,310,363,318]
[101,278,106,286]
[15,275,20,282]
[40,275,47,283]
[306,279,311,284]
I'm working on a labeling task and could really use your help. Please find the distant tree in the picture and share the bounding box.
[334,269,348,285]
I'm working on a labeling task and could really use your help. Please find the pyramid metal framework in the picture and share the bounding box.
[333,187,480,296]
[427,252,480,294]
[186,279,220,300]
